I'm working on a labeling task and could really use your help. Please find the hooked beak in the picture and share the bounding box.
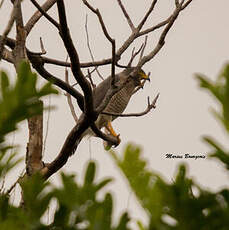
[140,72,150,82]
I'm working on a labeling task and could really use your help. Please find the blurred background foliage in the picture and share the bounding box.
[0,62,229,229]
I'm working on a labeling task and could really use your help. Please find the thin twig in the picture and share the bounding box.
[0,2,16,60]
[87,69,96,89]
[102,93,159,117]
[85,14,104,80]
[30,37,47,56]
[116,0,135,32]
[39,37,46,54]
[127,44,144,67]
[137,4,183,68]
[82,0,116,85]
[30,0,59,29]
[36,12,170,68]
[137,16,172,37]
[43,95,51,154]
[72,67,98,87]
[139,35,148,62]
[116,62,129,69]
[137,0,158,31]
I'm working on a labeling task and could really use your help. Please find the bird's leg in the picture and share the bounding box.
[105,121,121,144]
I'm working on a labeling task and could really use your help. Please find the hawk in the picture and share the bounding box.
[74,67,150,151]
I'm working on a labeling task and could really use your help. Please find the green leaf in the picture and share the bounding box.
[0,71,10,100]
[84,161,96,185]
[95,178,112,191]
[204,136,229,170]
[110,144,164,222]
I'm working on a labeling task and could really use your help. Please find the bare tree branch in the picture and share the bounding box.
[30,0,59,29]
[116,0,135,32]
[137,3,184,68]
[139,35,148,62]
[127,44,144,67]
[137,0,158,31]
[0,3,16,60]
[43,114,91,179]
[90,123,120,146]
[82,0,116,85]
[87,69,96,88]
[137,16,172,37]
[40,0,97,178]
[25,0,57,35]
[175,0,179,7]
[57,0,94,117]
[182,0,193,10]
[39,37,46,54]
[102,93,159,117]
[41,56,111,68]
[43,95,51,155]
[37,14,170,68]
[28,53,85,112]
[0,35,85,111]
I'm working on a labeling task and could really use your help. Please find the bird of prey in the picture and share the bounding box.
[74,67,150,151]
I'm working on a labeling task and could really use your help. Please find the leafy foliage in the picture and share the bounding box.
[0,61,58,178]
[196,63,229,170]
[0,61,58,144]
[111,145,229,229]
[0,162,131,230]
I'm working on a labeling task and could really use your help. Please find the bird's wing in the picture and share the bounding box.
[93,76,112,109]
[93,69,134,108]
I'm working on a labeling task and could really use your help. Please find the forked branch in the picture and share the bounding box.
[82,0,116,84]
[116,0,135,32]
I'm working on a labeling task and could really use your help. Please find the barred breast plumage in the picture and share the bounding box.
[96,79,136,129]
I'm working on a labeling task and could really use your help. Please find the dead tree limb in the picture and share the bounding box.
[25,0,57,35]
[116,0,135,32]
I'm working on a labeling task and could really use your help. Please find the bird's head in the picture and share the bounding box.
[130,68,150,88]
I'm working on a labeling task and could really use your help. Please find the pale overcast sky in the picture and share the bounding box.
[1,0,229,224]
